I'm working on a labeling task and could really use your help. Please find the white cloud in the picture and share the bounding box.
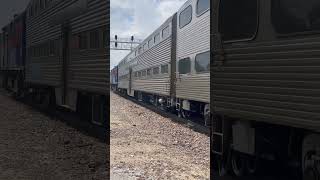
[110,0,186,69]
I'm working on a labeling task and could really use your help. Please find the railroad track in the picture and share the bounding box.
[114,91,210,136]
[0,89,107,143]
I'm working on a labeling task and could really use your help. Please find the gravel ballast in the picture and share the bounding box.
[0,92,108,180]
[110,92,210,179]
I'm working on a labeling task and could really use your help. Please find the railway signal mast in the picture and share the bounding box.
[110,35,142,51]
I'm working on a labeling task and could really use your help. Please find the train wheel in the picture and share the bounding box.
[303,168,318,180]
[181,109,191,119]
[246,157,258,175]
[302,134,320,180]
[231,151,246,177]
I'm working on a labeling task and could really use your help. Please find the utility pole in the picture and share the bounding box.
[110,35,142,51]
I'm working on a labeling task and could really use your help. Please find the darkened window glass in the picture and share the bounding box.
[197,0,209,15]
[153,67,159,75]
[162,26,170,38]
[195,51,210,72]
[161,64,169,74]
[138,71,141,77]
[219,0,258,41]
[179,5,192,28]
[179,58,191,74]
[90,31,99,49]
[154,33,160,44]
[272,0,320,34]
[147,69,151,76]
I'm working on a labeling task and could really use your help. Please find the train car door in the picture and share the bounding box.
[62,24,69,106]
[60,23,77,111]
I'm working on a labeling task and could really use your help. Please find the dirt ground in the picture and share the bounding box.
[110,92,210,180]
[0,92,108,180]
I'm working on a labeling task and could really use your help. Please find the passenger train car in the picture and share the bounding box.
[211,0,320,179]
[0,13,26,94]
[116,0,210,124]
[110,65,118,91]
[0,0,109,126]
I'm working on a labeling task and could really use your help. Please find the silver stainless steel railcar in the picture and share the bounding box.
[25,0,109,125]
[176,0,210,123]
[117,55,130,94]
[117,0,210,123]
[125,15,177,109]
[211,0,320,179]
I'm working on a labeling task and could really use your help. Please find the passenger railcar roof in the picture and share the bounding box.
[117,14,175,67]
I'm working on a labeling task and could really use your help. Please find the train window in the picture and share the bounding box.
[179,5,192,29]
[148,39,153,48]
[154,33,160,44]
[272,0,320,34]
[179,58,191,74]
[138,71,141,77]
[195,51,210,72]
[219,0,258,41]
[161,64,169,74]
[79,33,88,49]
[153,67,160,75]
[90,31,99,49]
[162,26,170,38]
[147,69,151,76]
[143,43,148,51]
[197,0,209,15]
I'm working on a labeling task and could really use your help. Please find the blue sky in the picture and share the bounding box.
[110,0,186,69]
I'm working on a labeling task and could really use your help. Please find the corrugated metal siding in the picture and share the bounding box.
[213,37,320,132]
[176,2,210,103]
[133,75,170,96]
[176,73,209,103]
[68,0,108,94]
[25,0,70,86]
[69,48,108,93]
[26,0,109,94]
[132,37,172,96]
[118,79,129,90]
[118,63,129,90]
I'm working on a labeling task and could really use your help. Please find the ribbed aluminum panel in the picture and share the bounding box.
[133,75,170,96]
[25,0,72,86]
[118,15,174,96]
[132,37,172,96]
[176,0,210,103]
[25,0,108,94]
[118,59,129,90]
[68,0,108,94]
[213,37,320,133]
